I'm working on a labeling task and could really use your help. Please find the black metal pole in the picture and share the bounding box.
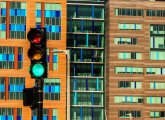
[36,78,43,120]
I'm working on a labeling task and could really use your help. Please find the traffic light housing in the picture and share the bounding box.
[23,87,38,110]
[27,28,47,78]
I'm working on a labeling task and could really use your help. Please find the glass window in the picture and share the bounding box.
[8,77,25,100]
[9,2,26,39]
[44,78,60,100]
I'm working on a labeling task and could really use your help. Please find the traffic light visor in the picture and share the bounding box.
[28,46,44,60]
[27,29,43,44]
[31,63,45,77]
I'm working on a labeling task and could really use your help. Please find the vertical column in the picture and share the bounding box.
[74,92,77,105]
[74,78,76,90]
[14,47,18,69]
[92,21,94,33]
[92,6,94,18]
[96,78,99,91]
[5,77,8,100]
[49,48,53,71]
[86,78,88,91]
[6,1,10,39]
[13,108,17,120]
[91,64,94,76]
[48,108,52,120]
[97,35,100,47]
[80,49,83,62]
[86,34,89,47]
[41,2,45,27]
[81,20,83,32]
[76,5,78,18]
[80,107,83,120]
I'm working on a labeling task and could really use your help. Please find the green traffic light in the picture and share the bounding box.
[31,63,45,77]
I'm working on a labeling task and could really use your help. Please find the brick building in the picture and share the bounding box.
[0,0,66,119]
[106,0,165,119]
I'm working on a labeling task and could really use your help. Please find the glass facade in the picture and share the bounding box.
[67,0,105,119]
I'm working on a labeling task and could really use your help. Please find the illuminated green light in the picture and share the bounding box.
[32,64,45,77]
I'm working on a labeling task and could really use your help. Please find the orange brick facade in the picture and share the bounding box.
[0,0,67,119]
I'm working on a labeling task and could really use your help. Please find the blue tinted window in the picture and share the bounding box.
[10,9,15,16]
[1,24,6,31]
[18,55,22,61]
[0,85,5,92]
[2,54,7,61]
[55,86,60,93]
[8,54,14,61]
[21,9,26,16]
[20,24,26,31]
[56,11,60,17]
[1,9,6,16]
[53,55,58,62]
[45,25,50,32]
[45,10,51,17]
[52,116,57,120]
[36,10,41,17]
[16,9,21,16]
[10,24,15,31]
[44,86,50,92]
[51,11,56,17]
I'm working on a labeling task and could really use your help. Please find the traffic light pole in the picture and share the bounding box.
[36,78,43,120]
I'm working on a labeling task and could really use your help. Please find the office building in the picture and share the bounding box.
[67,0,105,119]
[106,0,165,119]
[0,0,66,120]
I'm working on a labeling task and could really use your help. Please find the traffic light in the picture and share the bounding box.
[23,87,38,110]
[27,28,47,78]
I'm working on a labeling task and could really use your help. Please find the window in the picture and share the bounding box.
[119,81,142,89]
[0,46,23,69]
[0,108,22,119]
[47,48,59,70]
[44,78,60,100]
[9,2,26,39]
[147,10,165,17]
[36,3,61,40]
[71,78,103,91]
[0,2,6,39]
[150,36,165,49]
[8,77,25,100]
[150,111,165,118]
[150,25,165,35]
[71,92,103,106]
[146,67,165,75]
[146,97,165,104]
[118,23,142,30]
[115,8,143,16]
[71,107,104,120]
[32,108,58,120]
[0,77,5,99]
[150,51,165,60]
[114,96,143,103]
[118,52,142,60]
[119,110,141,118]
[114,37,137,45]
[150,82,165,89]
[115,67,143,74]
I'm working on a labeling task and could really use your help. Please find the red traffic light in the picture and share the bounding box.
[27,29,44,44]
